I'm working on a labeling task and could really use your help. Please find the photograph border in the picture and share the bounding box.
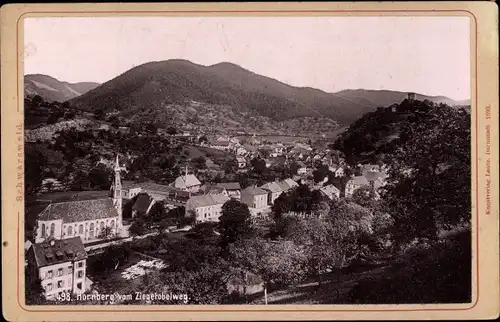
[2,2,498,321]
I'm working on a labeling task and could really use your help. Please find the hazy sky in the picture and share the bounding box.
[24,16,471,100]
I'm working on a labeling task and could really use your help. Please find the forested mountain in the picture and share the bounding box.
[25,74,100,102]
[67,60,466,129]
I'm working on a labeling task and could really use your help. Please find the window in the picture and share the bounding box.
[76,282,82,290]
[110,220,115,228]
[100,221,105,231]
[47,270,53,279]
[77,271,83,278]
[78,224,83,234]
[57,280,64,288]
[68,266,72,274]
[46,283,53,291]
[68,226,73,236]
[89,223,94,239]
[50,223,55,237]
[41,224,46,238]
[57,268,63,276]
[77,262,83,268]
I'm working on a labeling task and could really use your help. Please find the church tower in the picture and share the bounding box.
[113,155,124,233]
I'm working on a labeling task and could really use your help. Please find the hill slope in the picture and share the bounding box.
[24,74,100,102]
[332,98,471,164]
[68,60,467,129]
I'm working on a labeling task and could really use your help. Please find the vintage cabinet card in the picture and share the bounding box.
[1,2,499,321]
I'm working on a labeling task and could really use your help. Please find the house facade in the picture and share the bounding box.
[241,187,268,210]
[27,237,88,300]
[185,193,230,224]
[260,182,283,205]
[345,176,370,198]
[236,157,247,169]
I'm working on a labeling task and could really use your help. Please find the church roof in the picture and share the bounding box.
[31,237,87,268]
[37,198,119,223]
[175,174,201,189]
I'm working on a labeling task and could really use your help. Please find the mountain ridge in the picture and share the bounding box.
[24,74,100,103]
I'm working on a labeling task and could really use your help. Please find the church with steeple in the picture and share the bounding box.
[34,155,126,244]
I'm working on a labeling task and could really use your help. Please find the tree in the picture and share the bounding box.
[25,147,46,196]
[166,126,178,135]
[382,105,471,243]
[94,108,105,120]
[218,199,253,247]
[146,122,157,134]
[88,165,112,190]
[129,218,147,236]
[31,95,44,107]
[192,156,207,170]
[98,226,114,240]
[250,158,267,176]
[229,237,308,304]
[148,202,167,223]
[25,277,47,305]
[46,114,60,124]
[351,185,378,208]
[179,210,196,228]
[289,162,300,176]
[312,165,330,183]
[198,136,208,144]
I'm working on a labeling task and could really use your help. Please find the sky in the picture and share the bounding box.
[23,16,471,101]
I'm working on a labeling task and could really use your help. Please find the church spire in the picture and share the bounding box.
[113,154,124,235]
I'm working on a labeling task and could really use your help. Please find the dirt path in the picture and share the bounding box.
[250,265,393,304]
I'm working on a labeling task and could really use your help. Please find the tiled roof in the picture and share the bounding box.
[132,194,154,213]
[175,174,201,189]
[208,187,226,194]
[284,179,299,189]
[186,194,229,208]
[236,157,246,162]
[216,182,241,191]
[260,182,283,193]
[320,185,340,199]
[363,171,385,182]
[32,237,87,268]
[348,176,370,186]
[38,199,119,223]
[242,186,268,196]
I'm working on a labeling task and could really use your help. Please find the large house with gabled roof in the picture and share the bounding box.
[27,237,89,300]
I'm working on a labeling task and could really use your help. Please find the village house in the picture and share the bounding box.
[264,159,272,168]
[329,164,345,177]
[174,171,202,193]
[215,182,242,199]
[273,143,285,155]
[345,176,370,198]
[277,178,299,193]
[260,182,283,205]
[209,137,231,151]
[241,186,269,212]
[185,193,229,224]
[35,157,125,244]
[236,157,247,169]
[122,181,190,206]
[320,184,341,200]
[27,237,89,300]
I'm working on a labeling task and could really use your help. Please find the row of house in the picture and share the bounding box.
[185,178,300,224]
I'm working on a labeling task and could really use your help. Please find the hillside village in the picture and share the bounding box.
[25,77,472,306]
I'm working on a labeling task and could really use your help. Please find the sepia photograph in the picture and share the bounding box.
[21,14,474,306]
[1,2,498,321]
